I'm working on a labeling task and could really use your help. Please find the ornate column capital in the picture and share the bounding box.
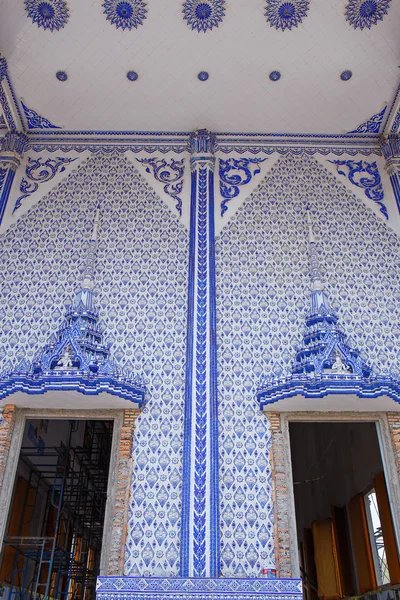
[380,133,400,176]
[0,131,28,171]
[189,129,216,171]
[1,131,28,156]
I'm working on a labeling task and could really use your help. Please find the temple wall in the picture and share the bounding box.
[215,152,400,576]
[0,148,400,577]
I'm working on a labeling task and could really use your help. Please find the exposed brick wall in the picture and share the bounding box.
[387,412,400,483]
[268,412,292,578]
[0,405,16,494]
[107,409,140,575]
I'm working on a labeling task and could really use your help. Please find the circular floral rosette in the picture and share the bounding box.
[265,0,309,31]
[24,0,69,32]
[345,0,391,30]
[183,0,226,32]
[102,0,147,30]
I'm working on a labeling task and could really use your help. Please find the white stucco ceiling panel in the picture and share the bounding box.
[0,0,399,133]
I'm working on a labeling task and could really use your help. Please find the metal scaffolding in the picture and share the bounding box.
[1,419,113,600]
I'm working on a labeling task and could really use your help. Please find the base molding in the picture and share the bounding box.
[96,577,303,600]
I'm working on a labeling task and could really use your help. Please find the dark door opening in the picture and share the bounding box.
[289,421,400,600]
[0,418,114,600]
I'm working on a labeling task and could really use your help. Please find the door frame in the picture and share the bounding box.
[0,407,124,575]
[278,411,400,579]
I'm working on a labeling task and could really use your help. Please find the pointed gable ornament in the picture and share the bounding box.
[0,207,145,407]
[258,207,400,410]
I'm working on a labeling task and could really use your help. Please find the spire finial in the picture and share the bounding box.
[81,205,100,291]
[306,207,323,293]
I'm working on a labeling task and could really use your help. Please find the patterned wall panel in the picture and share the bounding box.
[1,149,400,581]
[216,153,400,577]
[0,153,189,576]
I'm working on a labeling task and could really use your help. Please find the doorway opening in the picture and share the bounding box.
[0,418,114,600]
[289,421,400,599]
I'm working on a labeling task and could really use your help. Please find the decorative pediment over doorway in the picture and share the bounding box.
[0,206,145,408]
[258,208,400,411]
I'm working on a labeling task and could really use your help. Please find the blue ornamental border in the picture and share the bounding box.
[258,374,400,409]
[96,577,303,600]
[0,372,145,406]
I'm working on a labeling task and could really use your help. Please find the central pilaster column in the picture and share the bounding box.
[180,130,220,578]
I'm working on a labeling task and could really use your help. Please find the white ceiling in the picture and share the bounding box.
[0,0,399,134]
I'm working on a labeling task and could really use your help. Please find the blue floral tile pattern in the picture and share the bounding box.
[345,0,391,29]
[24,0,69,31]
[0,154,188,575]
[1,151,400,577]
[102,0,147,30]
[216,153,400,575]
[183,0,225,32]
[265,0,309,31]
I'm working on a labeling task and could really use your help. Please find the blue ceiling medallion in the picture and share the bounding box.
[265,0,309,31]
[345,0,391,29]
[102,0,147,30]
[269,71,281,81]
[24,0,69,31]
[56,70,68,81]
[127,70,139,81]
[198,71,209,81]
[340,70,353,81]
[183,0,225,32]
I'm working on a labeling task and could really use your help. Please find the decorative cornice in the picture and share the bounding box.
[0,129,385,157]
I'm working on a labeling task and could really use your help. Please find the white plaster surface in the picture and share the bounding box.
[0,0,399,133]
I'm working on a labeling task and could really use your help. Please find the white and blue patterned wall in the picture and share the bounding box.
[216,153,400,574]
[0,152,189,576]
[1,149,400,577]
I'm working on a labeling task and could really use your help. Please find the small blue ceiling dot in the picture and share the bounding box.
[269,71,281,81]
[127,71,139,81]
[56,71,68,81]
[198,71,209,81]
[340,70,353,81]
